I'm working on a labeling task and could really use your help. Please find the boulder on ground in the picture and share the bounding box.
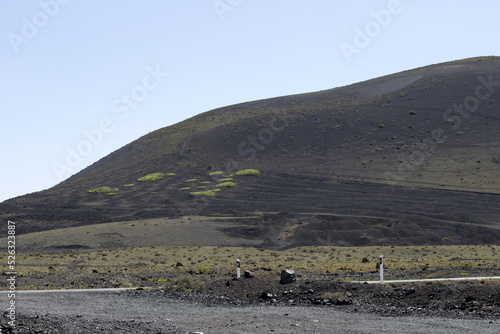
[280,269,296,284]
[244,270,254,278]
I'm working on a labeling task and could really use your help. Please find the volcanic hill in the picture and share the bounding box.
[2,56,500,249]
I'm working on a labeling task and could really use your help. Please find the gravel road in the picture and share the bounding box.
[2,290,498,333]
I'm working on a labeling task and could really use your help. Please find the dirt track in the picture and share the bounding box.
[2,289,499,334]
[2,276,500,333]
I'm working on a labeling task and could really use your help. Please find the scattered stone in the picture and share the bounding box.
[405,287,415,296]
[280,270,296,284]
[244,270,254,278]
[176,262,183,267]
[226,280,232,287]
[261,292,274,299]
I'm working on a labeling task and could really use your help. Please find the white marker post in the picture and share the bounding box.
[379,255,384,284]
[237,259,240,278]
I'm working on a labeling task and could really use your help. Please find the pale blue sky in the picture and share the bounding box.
[1,0,499,202]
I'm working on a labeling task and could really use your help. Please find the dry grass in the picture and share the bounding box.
[2,245,499,287]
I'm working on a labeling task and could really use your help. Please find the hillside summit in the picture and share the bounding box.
[2,57,500,248]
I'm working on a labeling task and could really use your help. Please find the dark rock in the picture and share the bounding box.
[280,270,296,284]
[405,288,415,296]
[244,270,254,278]
[261,292,273,299]
[334,296,352,305]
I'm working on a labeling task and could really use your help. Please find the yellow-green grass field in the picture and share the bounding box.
[2,245,499,289]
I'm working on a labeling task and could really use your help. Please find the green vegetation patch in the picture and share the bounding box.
[218,178,233,182]
[408,110,417,116]
[236,169,261,176]
[166,276,205,292]
[179,187,191,190]
[216,182,237,188]
[167,172,176,176]
[186,178,197,182]
[190,190,216,197]
[368,224,383,229]
[88,186,119,194]
[137,173,165,182]
[209,171,224,176]
[196,265,210,274]
[123,184,134,187]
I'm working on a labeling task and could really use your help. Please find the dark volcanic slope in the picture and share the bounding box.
[2,57,500,246]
